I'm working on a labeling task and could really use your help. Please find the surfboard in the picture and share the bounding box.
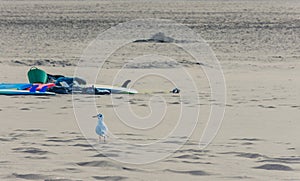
[91,80,137,94]
[93,84,138,94]
[0,85,55,96]
[0,83,32,90]
[0,89,56,96]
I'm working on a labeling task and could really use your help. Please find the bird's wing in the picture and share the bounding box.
[95,126,103,135]
[102,124,108,131]
[96,122,108,136]
[99,122,108,131]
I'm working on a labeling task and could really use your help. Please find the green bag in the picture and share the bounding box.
[27,67,48,83]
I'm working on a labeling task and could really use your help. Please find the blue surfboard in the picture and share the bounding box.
[0,88,55,96]
[0,83,32,90]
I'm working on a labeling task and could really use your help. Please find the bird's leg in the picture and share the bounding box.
[104,136,106,143]
[98,136,101,143]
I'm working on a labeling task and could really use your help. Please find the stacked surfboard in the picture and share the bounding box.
[0,83,55,96]
[0,66,137,96]
[0,82,138,96]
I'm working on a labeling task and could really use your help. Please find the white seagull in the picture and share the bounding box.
[93,113,108,142]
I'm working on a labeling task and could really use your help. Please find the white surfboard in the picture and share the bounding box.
[93,84,138,94]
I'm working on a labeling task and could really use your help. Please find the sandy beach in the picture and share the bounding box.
[0,0,299,180]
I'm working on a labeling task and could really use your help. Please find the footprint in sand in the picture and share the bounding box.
[0,137,18,142]
[15,129,45,132]
[258,105,276,109]
[92,153,119,158]
[11,173,73,181]
[71,143,92,148]
[219,151,267,159]
[258,156,300,164]
[76,160,121,168]
[93,176,127,181]
[24,156,48,160]
[12,147,52,155]
[174,154,201,160]
[11,173,49,180]
[165,169,210,176]
[76,160,143,173]
[253,164,293,171]
[46,137,73,143]
[19,107,31,111]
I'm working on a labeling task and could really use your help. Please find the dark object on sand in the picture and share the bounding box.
[47,74,87,86]
[46,72,88,94]
[48,86,71,94]
[94,89,111,95]
[171,88,180,94]
[134,32,175,43]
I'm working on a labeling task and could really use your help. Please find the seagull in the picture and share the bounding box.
[93,113,108,142]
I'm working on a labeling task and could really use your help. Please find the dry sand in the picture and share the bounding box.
[0,0,299,180]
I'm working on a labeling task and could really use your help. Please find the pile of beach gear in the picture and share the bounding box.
[0,67,137,96]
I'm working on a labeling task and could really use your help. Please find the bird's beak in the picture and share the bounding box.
[92,115,97,118]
